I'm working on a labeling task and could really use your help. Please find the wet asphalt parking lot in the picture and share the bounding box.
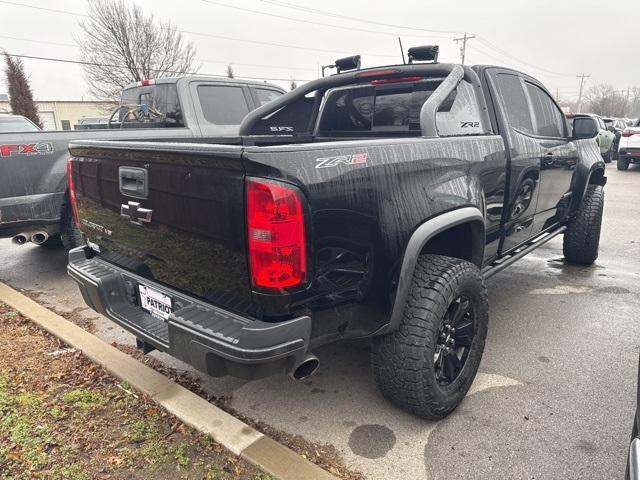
[1,165,639,479]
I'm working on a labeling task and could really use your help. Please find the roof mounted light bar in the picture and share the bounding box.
[322,55,361,76]
[408,45,439,64]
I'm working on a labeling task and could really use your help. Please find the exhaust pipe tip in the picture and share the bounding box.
[289,353,320,381]
[31,232,48,245]
[11,234,28,245]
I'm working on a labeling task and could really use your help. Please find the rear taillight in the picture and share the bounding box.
[66,158,80,227]
[622,129,639,137]
[246,178,307,290]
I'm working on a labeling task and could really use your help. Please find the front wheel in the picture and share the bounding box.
[563,184,604,265]
[371,254,489,420]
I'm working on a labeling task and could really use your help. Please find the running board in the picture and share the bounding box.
[482,226,567,279]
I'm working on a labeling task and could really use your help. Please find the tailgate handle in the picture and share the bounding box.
[119,167,148,199]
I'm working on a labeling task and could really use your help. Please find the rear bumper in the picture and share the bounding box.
[0,192,64,237]
[619,148,640,163]
[67,247,312,380]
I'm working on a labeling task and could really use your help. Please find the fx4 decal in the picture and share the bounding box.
[315,152,368,169]
[0,143,53,157]
[460,121,481,128]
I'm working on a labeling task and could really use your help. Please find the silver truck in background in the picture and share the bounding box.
[0,76,284,249]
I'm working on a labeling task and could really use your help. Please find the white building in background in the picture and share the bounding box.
[0,99,116,130]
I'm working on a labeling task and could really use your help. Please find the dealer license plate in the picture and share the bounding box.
[138,285,173,321]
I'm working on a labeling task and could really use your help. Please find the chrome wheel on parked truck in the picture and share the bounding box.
[371,254,489,420]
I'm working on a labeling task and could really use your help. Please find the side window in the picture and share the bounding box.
[525,83,566,138]
[493,73,534,134]
[197,85,250,125]
[436,80,486,137]
[255,88,283,107]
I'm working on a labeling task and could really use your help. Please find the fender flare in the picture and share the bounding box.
[379,207,485,335]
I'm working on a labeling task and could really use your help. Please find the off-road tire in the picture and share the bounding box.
[563,184,604,265]
[618,157,630,171]
[371,254,489,420]
[60,203,83,251]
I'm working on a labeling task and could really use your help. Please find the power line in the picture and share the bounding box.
[180,29,398,58]
[0,34,316,72]
[4,53,314,82]
[200,0,454,39]
[259,0,462,35]
[0,0,400,59]
[0,0,88,17]
[475,36,573,77]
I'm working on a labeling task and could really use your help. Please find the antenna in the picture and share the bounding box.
[398,37,406,65]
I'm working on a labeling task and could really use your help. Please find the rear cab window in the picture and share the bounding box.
[119,83,184,127]
[197,85,251,125]
[317,76,486,137]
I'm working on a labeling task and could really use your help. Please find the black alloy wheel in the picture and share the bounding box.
[434,295,475,386]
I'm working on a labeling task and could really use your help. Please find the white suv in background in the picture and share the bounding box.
[617,119,640,170]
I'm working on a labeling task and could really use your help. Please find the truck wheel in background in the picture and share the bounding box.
[563,184,604,265]
[371,254,488,420]
[60,203,83,251]
[603,145,613,163]
[618,157,630,171]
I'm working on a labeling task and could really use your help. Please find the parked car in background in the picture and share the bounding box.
[567,113,616,162]
[0,76,285,249]
[604,117,628,158]
[617,118,640,170]
[67,56,606,420]
[0,114,41,133]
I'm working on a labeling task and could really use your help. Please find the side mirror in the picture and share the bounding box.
[573,117,599,140]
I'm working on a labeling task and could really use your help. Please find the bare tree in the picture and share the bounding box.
[78,0,197,100]
[627,87,640,118]
[585,84,627,117]
[290,80,298,91]
[226,64,234,79]
[3,52,42,128]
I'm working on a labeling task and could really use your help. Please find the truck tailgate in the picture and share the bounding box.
[68,141,255,315]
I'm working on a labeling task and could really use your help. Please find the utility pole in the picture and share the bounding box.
[576,73,590,112]
[625,87,631,116]
[453,32,476,65]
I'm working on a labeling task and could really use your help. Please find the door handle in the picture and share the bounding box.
[119,167,148,199]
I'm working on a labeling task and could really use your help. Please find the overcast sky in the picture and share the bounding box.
[2,0,638,102]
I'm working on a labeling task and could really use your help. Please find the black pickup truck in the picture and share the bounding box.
[67,53,606,419]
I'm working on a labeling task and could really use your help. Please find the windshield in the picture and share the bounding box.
[0,116,40,133]
[118,83,184,127]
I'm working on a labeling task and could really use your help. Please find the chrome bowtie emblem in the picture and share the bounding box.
[120,201,152,225]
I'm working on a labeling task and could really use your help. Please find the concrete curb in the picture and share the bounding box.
[0,282,338,480]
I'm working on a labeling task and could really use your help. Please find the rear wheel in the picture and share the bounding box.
[371,254,488,420]
[563,184,604,265]
[618,157,630,171]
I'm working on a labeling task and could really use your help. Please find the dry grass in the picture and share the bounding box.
[0,302,272,480]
